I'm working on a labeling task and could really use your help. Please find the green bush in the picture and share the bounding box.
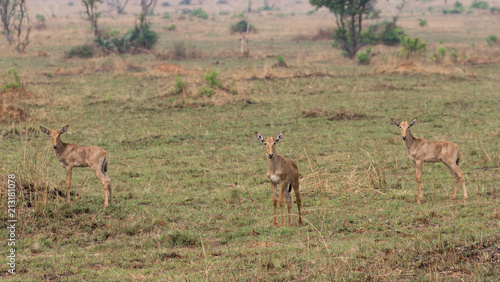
[432,46,447,63]
[190,8,208,19]
[486,35,498,46]
[204,70,222,88]
[443,1,465,14]
[67,1,74,6]
[66,44,95,58]
[438,46,447,57]
[361,20,405,46]
[167,24,176,31]
[357,51,370,65]
[2,68,21,91]
[174,76,186,94]
[277,54,287,67]
[129,23,159,49]
[162,12,170,19]
[179,0,190,5]
[219,11,230,15]
[399,36,427,59]
[35,14,46,26]
[198,86,214,97]
[471,0,489,9]
[95,37,113,53]
[111,33,132,54]
[491,6,500,13]
[161,2,170,6]
[418,19,427,27]
[230,20,256,34]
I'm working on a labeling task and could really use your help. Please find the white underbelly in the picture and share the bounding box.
[270,175,280,184]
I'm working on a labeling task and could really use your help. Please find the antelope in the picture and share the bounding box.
[255,131,302,226]
[391,118,467,204]
[40,125,112,209]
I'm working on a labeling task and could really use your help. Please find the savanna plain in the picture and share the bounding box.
[0,0,499,280]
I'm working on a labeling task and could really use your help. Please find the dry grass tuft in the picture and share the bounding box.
[378,61,475,78]
[303,108,326,118]
[0,87,33,123]
[328,110,367,121]
[0,105,27,122]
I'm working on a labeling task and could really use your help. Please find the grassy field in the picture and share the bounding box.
[0,0,499,280]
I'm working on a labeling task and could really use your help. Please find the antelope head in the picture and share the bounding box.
[391,118,417,140]
[255,131,284,159]
[40,125,69,149]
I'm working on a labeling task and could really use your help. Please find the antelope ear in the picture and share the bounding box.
[255,132,265,143]
[390,118,400,128]
[276,131,284,143]
[409,118,417,127]
[40,126,50,135]
[59,125,69,135]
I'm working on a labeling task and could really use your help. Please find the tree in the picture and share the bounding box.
[13,0,30,52]
[139,0,153,35]
[82,0,103,39]
[0,0,31,52]
[309,0,373,58]
[106,0,129,14]
[1,0,18,44]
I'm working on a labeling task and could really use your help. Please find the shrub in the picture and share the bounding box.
[162,12,170,19]
[167,24,176,31]
[2,68,21,91]
[66,44,95,58]
[174,76,186,94]
[454,1,465,9]
[230,20,256,34]
[306,10,316,15]
[204,70,222,88]
[172,42,186,59]
[418,19,427,27]
[219,11,230,15]
[198,86,214,97]
[112,33,132,54]
[443,1,464,14]
[357,51,370,65]
[179,0,190,5]
[161,2,170,6]
[379,23,405,45]
[471,0,489,9]
[129,23,159,49]
[35,14,46,29]
[486,35,498,46]
[190,8,208,20]
[277,54,287,67]
[95,37,113,53]
[450,49,462,63]
[432,46,447,63]
[68,1,74,6]
[362,19,405,46]
[491,6,500,13]
[399,36,427,59]
[216,0,228,3]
